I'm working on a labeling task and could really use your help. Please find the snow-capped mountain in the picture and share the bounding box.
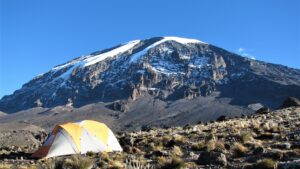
[0,36,300,123]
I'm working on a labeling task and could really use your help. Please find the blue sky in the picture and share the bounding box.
[0,0,299,98]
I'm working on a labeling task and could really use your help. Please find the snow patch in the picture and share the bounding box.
[137,70,145,74]
[188,64,197,68]
[130,37,206,63]
[163,36,206,44]
[180,55,191,60]
[53,40,140,71]
[151,66,185,76]
[52,40,140,80]
[193,57,210,69]
[84,40,140,66]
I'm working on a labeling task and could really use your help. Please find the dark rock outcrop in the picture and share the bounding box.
[280,97,300,108]
[255,107,271,114]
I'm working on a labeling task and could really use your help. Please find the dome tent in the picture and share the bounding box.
[32,120,122,158]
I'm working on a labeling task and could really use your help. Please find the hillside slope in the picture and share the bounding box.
[0,106,299,169]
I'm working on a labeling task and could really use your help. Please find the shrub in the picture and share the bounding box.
[185,162,197,168]
[157,156,168,167]
[159,157,185,169]
[206,140,225,152]
[45,158,64,169]
[149,142,163,151]
[108,160,124,169]
[173,135,187,145]
[191,141,205,151]
[172,146,183,157]
[241,132,252,143]
[206,140,216,151]
[99,152,110,162]
[162,135,172,146]
[214,141,225,152]
[125,159,153,169]
[256,158,276,169]
[64,155,94,169]
[205,132,216,141]
[111,152,124,161]
[232,142,248,157]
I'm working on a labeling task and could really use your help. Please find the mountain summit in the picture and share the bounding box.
[0,36,299,129]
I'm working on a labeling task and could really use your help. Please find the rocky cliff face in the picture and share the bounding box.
[0,36,300,114]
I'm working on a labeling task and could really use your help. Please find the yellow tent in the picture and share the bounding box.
[32,120,122,158]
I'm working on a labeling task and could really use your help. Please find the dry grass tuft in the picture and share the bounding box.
[241,132,253,143]
[158,156,185,169]
[206,140,225,152]
[108,160,124,169]
[191,141,205,151]
[64,155,94,169]
[232,142,248,157]
[172,146,183,157]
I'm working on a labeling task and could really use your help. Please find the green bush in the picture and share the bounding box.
[241,132,252,143]
[256,158,276,169]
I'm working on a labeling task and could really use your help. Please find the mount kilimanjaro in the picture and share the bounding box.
[0,36,299,131]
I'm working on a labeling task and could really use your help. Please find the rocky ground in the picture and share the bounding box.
[0,105,300,169]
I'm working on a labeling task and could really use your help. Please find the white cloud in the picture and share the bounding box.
[236,47,256,60]
[237,48,245,53]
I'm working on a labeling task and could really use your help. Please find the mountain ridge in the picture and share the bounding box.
[0,36,299,131]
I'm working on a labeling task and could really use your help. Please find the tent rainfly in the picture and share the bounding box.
[32,120,122,158]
